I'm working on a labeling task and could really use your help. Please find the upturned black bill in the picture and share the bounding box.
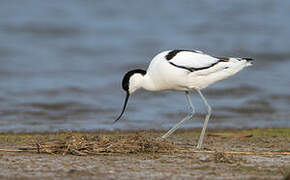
[114,92,130,123]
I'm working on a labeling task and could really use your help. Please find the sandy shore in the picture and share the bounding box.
[0,128,289,180]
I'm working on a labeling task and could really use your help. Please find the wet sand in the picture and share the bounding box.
[0,128,289,180]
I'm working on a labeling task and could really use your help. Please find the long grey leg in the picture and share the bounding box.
[196,89,212,150]
[161,91,195,139]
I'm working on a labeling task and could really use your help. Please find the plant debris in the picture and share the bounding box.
[214,152,241,164]
[33,132,179,155]
[207,133,253,138]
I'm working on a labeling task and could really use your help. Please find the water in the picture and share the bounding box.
[0,0,289,132]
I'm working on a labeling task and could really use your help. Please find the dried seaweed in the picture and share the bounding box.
[34,132,179,155]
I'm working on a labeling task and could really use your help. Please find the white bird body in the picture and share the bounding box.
[115,49,253,149]
[131,50,252,93]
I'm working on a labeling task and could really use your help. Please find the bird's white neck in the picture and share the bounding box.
[129,73,156,93]
[141,74,157,91]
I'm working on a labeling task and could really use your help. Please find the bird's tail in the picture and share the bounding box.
[234,57,254,66]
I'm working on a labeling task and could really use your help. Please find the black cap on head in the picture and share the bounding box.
[122,69,146,92]
[114,69,146,123]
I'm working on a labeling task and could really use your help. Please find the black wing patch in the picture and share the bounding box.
[169,61,220,72]
[166,50,228,72]
[215,57,230,62]
[240,57,254,61]
[165,49,202,60]
[168,62,194,72]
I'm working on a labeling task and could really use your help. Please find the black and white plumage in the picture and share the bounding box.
[115,49,253,149]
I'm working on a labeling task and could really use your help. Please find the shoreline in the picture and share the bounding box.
[0,128,289,179]
[1,126,289,134]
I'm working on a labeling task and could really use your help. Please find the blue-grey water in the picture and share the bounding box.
[0,0,289,132]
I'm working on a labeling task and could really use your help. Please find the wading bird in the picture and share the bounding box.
[114,49,253,149]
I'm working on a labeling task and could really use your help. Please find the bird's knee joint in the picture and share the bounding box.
[208,107,212,114]
[188,112,195,118]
